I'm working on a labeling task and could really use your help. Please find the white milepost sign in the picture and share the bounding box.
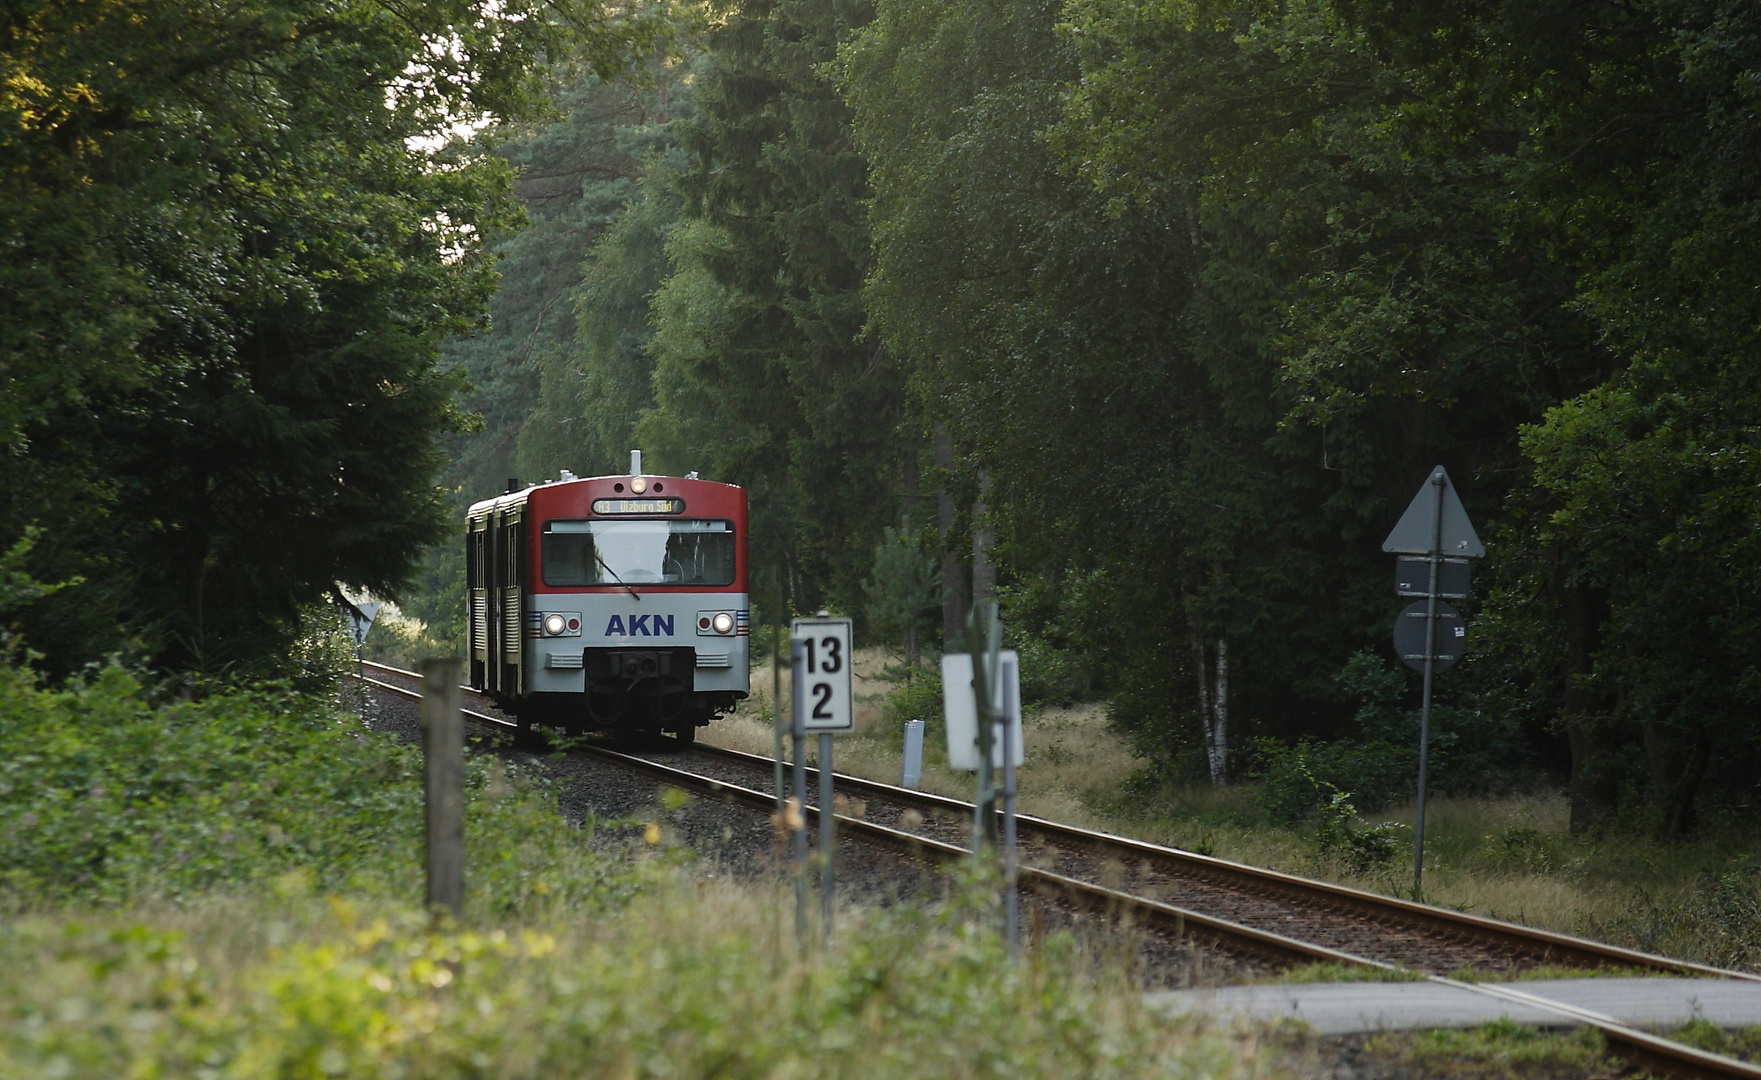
[792,618,853,732]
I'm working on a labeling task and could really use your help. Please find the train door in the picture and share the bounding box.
[503,511,525,693]
[466,516,489,688]
[488,507,525,696]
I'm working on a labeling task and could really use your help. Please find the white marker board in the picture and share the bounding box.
[941,650,1023,771]
[792,618,853,732]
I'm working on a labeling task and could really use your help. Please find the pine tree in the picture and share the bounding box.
[642,0,907,613]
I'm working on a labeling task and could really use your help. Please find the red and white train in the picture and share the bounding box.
[466,452,749,741]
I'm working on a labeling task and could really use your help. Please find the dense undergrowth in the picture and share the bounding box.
[0,662,629,916]
[0,657,1273,1078]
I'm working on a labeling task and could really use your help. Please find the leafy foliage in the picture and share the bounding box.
[1249,738,1418,824]
[865,524,939,660]
[0,0,660,674]
[0,661,627,914]
[637,0,907,614]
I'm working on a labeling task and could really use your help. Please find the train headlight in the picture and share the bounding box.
[630,476,647,494]
[712,611,735,635]
[543,613,567,636]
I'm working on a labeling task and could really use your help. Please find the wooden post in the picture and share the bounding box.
[420,657,465,920]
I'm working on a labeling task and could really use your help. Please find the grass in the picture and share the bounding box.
[1268,961,1426,984]
[0,876,1298,1080]
[709,648,1761,977]
[1664,1019,1761,1063]
[1363,1018,1616,1078]
[712,647,1142,833]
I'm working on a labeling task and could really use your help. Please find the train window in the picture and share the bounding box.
[542,519,736,587]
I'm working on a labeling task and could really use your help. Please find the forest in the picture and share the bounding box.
[6,0,1761,838]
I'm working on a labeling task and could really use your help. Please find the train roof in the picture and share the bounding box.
[467,470,743,519]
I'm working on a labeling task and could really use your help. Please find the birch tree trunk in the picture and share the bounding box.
[1209,638,1228,786]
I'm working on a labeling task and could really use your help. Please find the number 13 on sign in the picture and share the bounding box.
[792,619,853,731]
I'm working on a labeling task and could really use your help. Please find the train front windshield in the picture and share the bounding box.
[542,519,736,587]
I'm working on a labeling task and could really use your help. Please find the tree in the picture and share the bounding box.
[446,62,695,502]
[639,0,906,614]
[1,0,654,672]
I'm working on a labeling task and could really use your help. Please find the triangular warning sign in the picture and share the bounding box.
[1382,466,1484,557]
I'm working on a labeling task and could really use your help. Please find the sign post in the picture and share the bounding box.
[772,570,785,810]
[419,658,464,920]
[792,616,852,945]
[789,636,808,946]
[1383,466,1483,895]
[941,602,1024,958]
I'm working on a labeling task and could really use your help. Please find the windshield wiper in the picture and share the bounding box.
[594,552,640,602]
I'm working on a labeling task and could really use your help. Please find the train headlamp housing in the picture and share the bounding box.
[697,610,739,637]
[630,477,647,494]
[543,613,568,636]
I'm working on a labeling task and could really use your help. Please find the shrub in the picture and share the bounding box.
[0,661,639,913]
[1014,632,1087,707]
[1338,649,1529,795]
[880,662,944,746]
[1313,791,1407,874]
[1249,737,1419,823]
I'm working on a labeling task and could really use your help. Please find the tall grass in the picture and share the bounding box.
[0,868,1290,1078]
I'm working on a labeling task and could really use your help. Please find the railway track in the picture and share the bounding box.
[354,659,1761,1080]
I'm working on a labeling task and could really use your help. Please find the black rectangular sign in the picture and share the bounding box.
[1396,555,1471,599]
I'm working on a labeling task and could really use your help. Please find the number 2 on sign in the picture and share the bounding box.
[803,635,842,674]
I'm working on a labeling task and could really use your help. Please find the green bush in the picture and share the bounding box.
[880,663,944,746]
[1313,791,1407,874]
[1338,649,1528,795]
[1014,632,1087,707]
[998,572,1104,706]
[0,662,640,914]
[1248,737,1419,823]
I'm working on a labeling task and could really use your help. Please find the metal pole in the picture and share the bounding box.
[819,731,835,943]
[419,658,465,920]
[791,637,808,947]
[1002,698,1018,961]
[969,603,1002,853]
[773,570,785,808]
[1414,469,1445,895]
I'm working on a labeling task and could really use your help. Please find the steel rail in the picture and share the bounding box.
[358,660,1751,980]
[355,668,1355,967]
[354,668,1761,1079]
[359,659,1752,981]
[680,742,1754,982]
